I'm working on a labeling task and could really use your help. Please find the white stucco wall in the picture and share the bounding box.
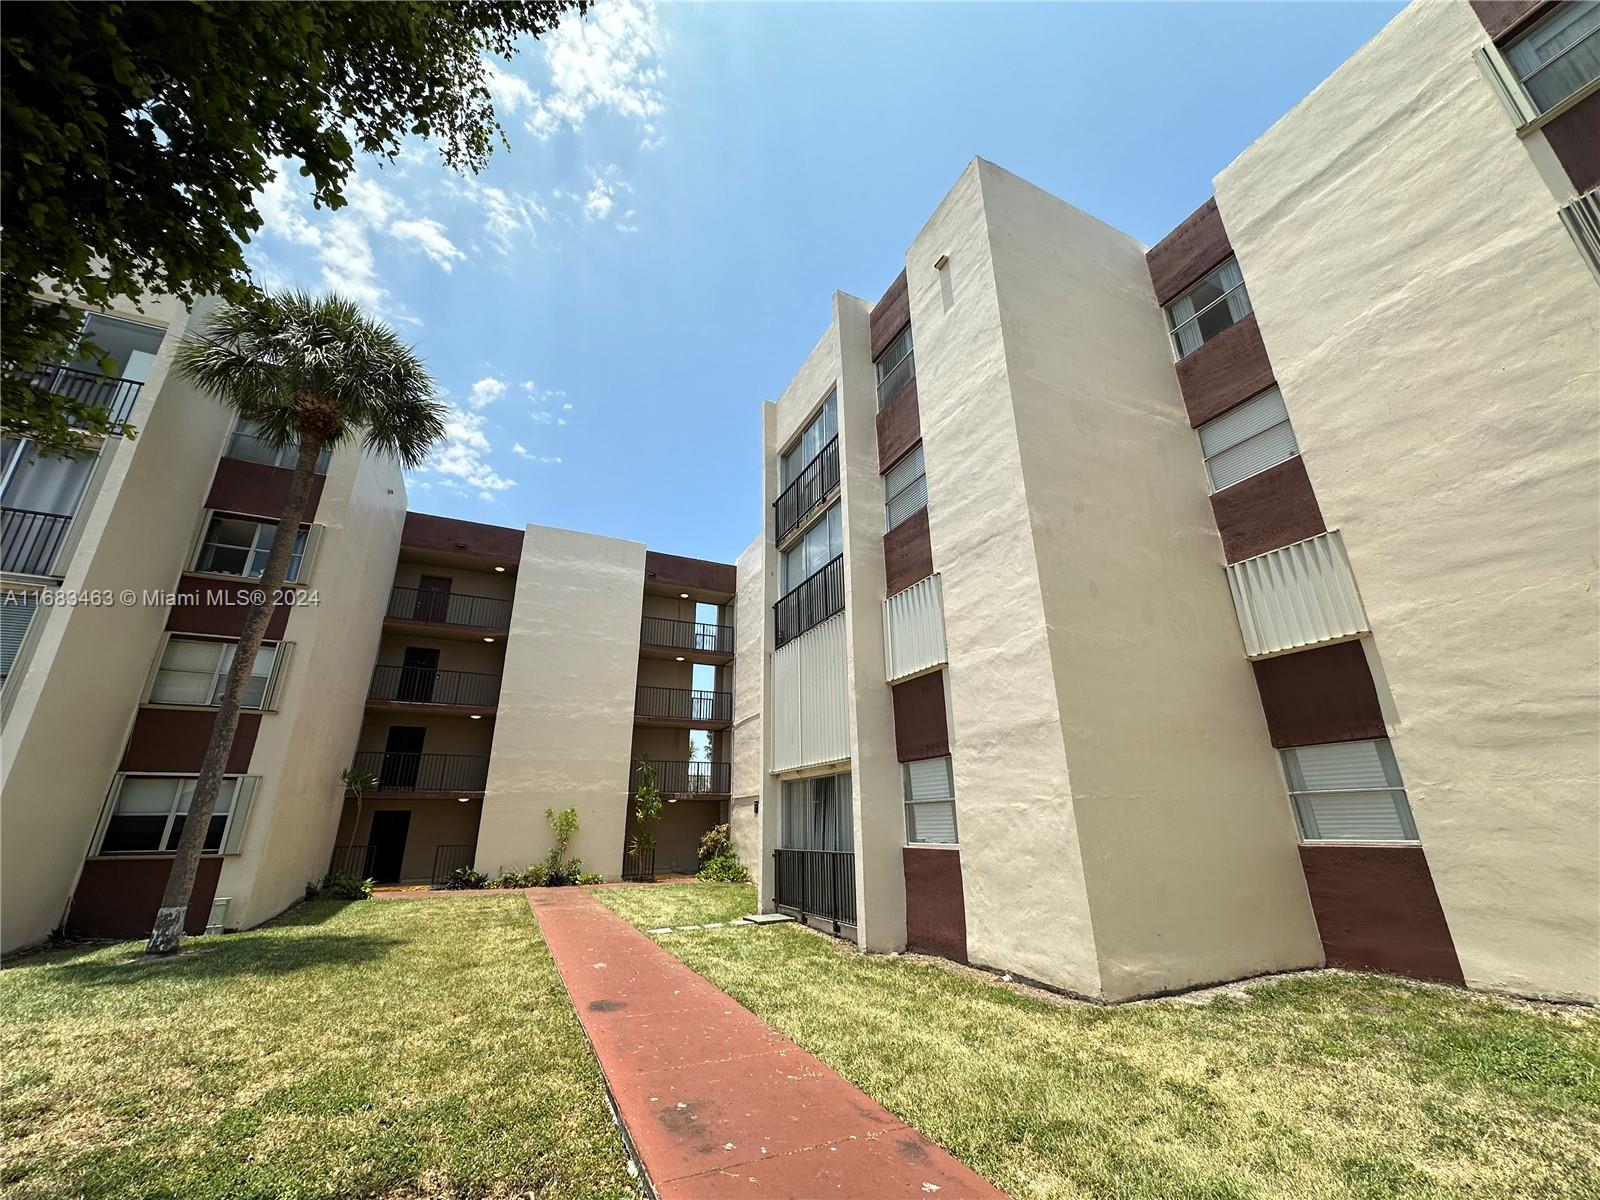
[730,535,766,876]
[476,524,645,878]
[1214,0,1600,1002]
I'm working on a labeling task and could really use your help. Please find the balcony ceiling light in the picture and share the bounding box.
[457,796,471,803]
[470,714,483,719]
[483,637,495,643]
[494,565,507,572]
[675,656,685,662]
[679,592,689,599]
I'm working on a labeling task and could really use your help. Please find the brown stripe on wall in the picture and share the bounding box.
[1175,313,1278,427]
[644,550,737,597]
[1299,844,1465,984]
[121,709,260,774]
[1253,640,1386,748]
[869,270,910,361]
[206,458,325,523]
[903,846,968,962]
[876,380,922,474]
[1468,0,1549,40]
[1210,455,1327,563]
[884,508,935,596]
[68,857,223,939]
[892,671,950,762]
[1145,197,1234,306]
[166,575,292,640]
[401,511,524,561]
[1540,90,1600,194]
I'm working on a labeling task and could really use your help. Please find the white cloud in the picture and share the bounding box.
[318,214,385,310]
[345,175,403,226]
[512,442,562,465]
[524,1,665,140]
[484,60,537,113]
[422,402,517,501]
[468,376,508,409]
[391,217,465,271]
[583,176,617,222]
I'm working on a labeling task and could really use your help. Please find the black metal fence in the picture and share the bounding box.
[368,664,500,707]
[23,363,144,426]
[350,751,490,792]
[630,759,731,796]
[773,554,844,648]
[640,616,734,656]
[328,844,374,878]
[387,584,512,630]
[431,843,476,886]
[773,848,856,931]
[773,436,839,543]
[622,846,656,883]
[635,686,733,724]
[1,508,72,576]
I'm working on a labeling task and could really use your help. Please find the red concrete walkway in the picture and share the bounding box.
[527,888,1006,1199]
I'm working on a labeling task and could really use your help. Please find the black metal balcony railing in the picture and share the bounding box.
[622,846,656,883]
[773,554,844,648]
[368,665,500,708]
[635,685,733,724]
[386,585,512,631]
[23,363,144,426]
[630,759,732,796]
[350,751,490,792]
[773,436,839,544]
[773,848,857,931]
[640,616,734,656]
[329,844,374,878]
[431,843,475,886]
[1,508,72,576]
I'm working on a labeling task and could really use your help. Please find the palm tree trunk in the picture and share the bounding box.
[146,435,325,954]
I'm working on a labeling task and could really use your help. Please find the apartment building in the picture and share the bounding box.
[739,0,1598,1004]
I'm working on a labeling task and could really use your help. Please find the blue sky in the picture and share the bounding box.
[249,1,1404,565]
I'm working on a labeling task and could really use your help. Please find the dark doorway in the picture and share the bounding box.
[414,575,452,622]
[398,646,440,703]
[368,810,411,883]
[381,725,426,788]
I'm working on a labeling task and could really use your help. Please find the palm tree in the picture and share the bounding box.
[146,291,445,955]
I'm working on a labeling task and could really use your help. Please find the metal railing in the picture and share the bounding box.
[635,685,733,724]
[350,751,490,792]
[328,844,374,878]
[386,584,512,630]
[773,554,844,648]
[1,508,72,576]
[773,848,856,931]
[368,664,500,708]
[21,363,144,426]
[640,616,734,656]
[630,759,731,796]
[622,846,656,883]
[773,436,839,544]
[431,843,476,886]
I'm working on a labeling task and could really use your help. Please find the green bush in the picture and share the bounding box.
[697,853,749,884]
[577,871,603,885]
[698,823,732,862]
[314,872,373,900]
[442,866,488,890]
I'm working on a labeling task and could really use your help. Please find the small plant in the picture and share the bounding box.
[577,871,603,885]
[698,823,732,862]
[696,822,749,883]
[442,866,488,890]
[315,872,373,901]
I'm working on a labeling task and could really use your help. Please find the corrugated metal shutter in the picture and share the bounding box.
[1225,530,1369,658]
[1558,189,1600,283]
[770,613,850,772]
[1,590,39,683]
[1199,387,1300,492]
[883,574,947,681]
[884,444,927,531]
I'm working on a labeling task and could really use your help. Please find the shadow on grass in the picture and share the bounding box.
[39,931,404,988]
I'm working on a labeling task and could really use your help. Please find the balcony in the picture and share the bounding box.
[20,363,145,427]
[773,848,857,932]
[350,750,490,793]
[774,435,840,545]
[1,508,72,576]
[635,685,733,728]
[384,584,512,635]
[640,615,734,663]
[774,554,844,648]
[367,665,500,711]
[630,759,732,798]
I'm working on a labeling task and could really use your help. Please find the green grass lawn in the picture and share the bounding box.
[0,896,634,1200]
[596,883,1600,1200]
[590,881,756,929]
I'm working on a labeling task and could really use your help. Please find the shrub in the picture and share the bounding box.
[577,871,603,885]
[490,863,548,889]
[697,854,749,884]
[315,872,373,900]
[442,866,488,890]
[698,823,732,862]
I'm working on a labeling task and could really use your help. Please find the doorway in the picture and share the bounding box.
[381,725,426,788]
[398,646,440,703]
[368,810,411,883]
[414,575,452,622]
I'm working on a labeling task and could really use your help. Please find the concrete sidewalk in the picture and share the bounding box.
[527,888,1006,1199]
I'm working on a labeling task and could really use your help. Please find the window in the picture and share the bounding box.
[1,435,97,575]
[97,774,257,855]
[875,326,915,410]
[781,503,842,592]
[69,313,163,383]
[1165,258,1252,358]
[194,515,308,581]
[780,772,853,850]
[225,419,333,473]
[884,444,928,531]
[148,636,282,709]
[1,589,39,684]
[1281,738,1418,843]
[1197,387,1300,492]
[1506,1,1600,113]
[904,756,957,844]
[779,392,838,487]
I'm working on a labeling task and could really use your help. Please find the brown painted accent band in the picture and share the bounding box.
[69,857,222,939]
[1469,0,1549,40]
[1209,455,1327,564]
[206,458,325,522]
[165,574,292,640]
[1253,641,1386,748]
[892,671,950,763]
[1298,844,1465,984]
[1145,197,1234,307]
[644,550,737,597]
[121,709,260,773]
[876,379,922,474]
[903,846,968,963]
[402,511,524,561]
[869,270,910,361]
[1541,90,1600,194]
[1175,313,1278,428]
[883,508,934,597]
